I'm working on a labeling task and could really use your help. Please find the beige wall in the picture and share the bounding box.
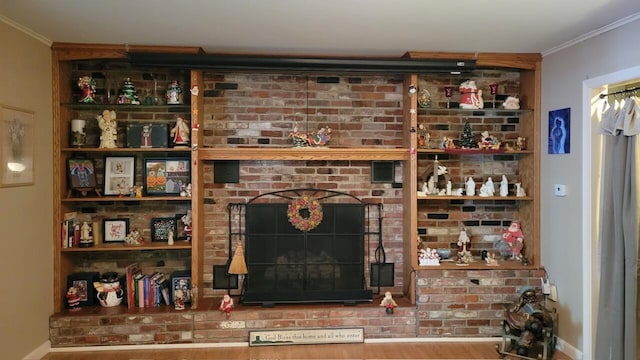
[541,18,640,355]
[0,21,52,359]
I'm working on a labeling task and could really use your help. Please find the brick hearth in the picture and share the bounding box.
[50,268,542,347]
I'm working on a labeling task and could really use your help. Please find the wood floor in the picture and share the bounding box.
[41,341,573,360]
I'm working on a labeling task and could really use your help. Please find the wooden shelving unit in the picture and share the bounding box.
[51,44,540,313]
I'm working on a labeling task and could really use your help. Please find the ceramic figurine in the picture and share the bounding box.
[418,248,440,266]
[125,229,144,246]
[174,289,186,310]
[516,182,527,197]
[66,286,81,311]
[219,294,234,317]
[502,221,524,260]
[167,229,174,245]
[500,175,509,197]
[141,124,152,148]
[503,96,520,110]
[166,80,184,104]
[97,110,118,148]
[466,177,476,196]
[307,126,332,146]
[446,180,452,195]
[479,177,495,197]
[95,272,124,307]
[117,78,141,105]
[457,228,472,259]
[170,116,190,148]
[459,80,484,109]
[477,130,501,149]
[379,291,398,314]
[77,76,96,104]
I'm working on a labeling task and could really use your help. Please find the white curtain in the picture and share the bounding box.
[595,96,640,360]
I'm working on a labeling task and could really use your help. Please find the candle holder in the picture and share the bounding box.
[489,84,498,108]
[444,86,454,108]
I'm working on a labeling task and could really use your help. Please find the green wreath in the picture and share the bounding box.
[287,196,323,232]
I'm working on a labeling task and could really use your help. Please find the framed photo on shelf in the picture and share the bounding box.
[0,105,35,187]
[143,158,190,196]
[66,272,99,307]
[102,218,129,243]
[151,217,178,242]
[126,123,169,148]
[170,270,192,304]
[104,156,135,196]
[68,158,97,190]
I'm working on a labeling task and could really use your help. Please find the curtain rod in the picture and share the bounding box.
[599,86,640,99]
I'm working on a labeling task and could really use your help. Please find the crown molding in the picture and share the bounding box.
[0,14,52,46]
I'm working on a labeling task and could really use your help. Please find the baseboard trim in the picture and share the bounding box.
[46,336,581,358]
[23,340,51,360]
[555,337,583,360]
[49,342,248,352]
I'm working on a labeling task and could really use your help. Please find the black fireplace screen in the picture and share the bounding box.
[228,189,378,305]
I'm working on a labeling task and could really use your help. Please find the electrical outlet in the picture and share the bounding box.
[548,285,558,301]
[541,278,551,294]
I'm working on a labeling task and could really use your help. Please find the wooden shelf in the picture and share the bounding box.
[416,148,533,155]
[61,103,191,112]
[414,262,540,270]
[417,195,533,201]
[417,108,532,116]
[62,196,190,202]
[197,147,408,161]
[62,147,191,153]
[61,241,192,252]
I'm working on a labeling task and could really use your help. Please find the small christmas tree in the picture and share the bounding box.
[459,121,477,148]
[117,78,140,105]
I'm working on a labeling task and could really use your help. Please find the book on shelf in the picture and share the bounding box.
[61,212,77,248]
[125,263,141,309]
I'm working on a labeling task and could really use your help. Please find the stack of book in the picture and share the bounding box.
[124,263,171,309]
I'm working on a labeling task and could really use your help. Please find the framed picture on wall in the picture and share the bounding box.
[143,158,190,196]
[0,105,35,187]
[548,108,571,154]
[104,156,135,196]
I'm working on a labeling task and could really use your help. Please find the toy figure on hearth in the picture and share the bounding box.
[459,80,484,109]
[219,293,234,317]
[502,221,524,260]
[380,291,398,314]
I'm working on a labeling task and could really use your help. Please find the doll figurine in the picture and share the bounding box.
[170,117,190,148]
[380,291,398,314]
[219,294,234,317]
[97,110,118,148]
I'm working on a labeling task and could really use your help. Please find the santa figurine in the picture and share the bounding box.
[379,291,398,314]
[219,293,234,317]
[502,221,524,260]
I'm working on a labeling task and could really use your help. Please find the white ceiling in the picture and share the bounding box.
[1,0,640,57]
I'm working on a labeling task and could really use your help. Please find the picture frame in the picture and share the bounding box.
[151,217,178,242]
[102,218,129,243]
[67,158,97,190]
[170,270,192,304]
[66,272,100,307]
[126,123,169,148]
[0,105,35,187]
[143,158,190,196]
[548,107,571,154]
[104,156,135,196]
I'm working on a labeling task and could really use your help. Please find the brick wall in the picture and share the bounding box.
[199,72,406,297]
